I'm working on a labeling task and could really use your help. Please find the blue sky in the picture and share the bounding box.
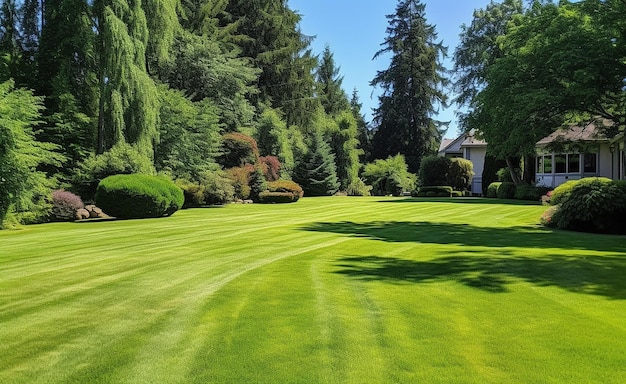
[290,0,493,138]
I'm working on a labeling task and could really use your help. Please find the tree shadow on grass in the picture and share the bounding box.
[302,221,626,253]
[379,197,542,206]
[335,254,626,299]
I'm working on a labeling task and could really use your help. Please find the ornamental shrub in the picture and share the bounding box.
[346,178,372,196]
[549,177,626,234]
[219,132,259,168]
[418,156,451,186]
[486,182,501,198]
[52,190,84,221]
[96,174,184,219]
[414,186,453,197]
[363,155,416,196]
[259,180,304,203]
[258,156,281,182]
[515,184,551,202]
[496,182,517,199]
[447,158,474,191]
[176,170,235,207]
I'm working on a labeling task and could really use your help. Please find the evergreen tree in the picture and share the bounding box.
[222,0,318,128]
[370,0,448,173]
[316,45,349,116]
[0,0,23,83]
[350,88,371,162]
[327,110,362,190]
[92,0,160,156]
[293,131,339,196]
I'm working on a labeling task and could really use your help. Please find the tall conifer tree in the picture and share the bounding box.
[316,45,349,116]
[370,0,447,173]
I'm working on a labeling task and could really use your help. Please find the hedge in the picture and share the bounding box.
[96,174,184,219]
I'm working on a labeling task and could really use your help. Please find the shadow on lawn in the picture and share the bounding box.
[302,221,626,252]
[379,197,541,206]
[335,254,626,299]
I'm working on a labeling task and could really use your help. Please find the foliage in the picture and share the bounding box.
[154,86,221,180]
[176,170,235,207]
[496,167,521,183]
[540,205,559,227]
[481,155,508,195]
[0,80,63,228]
[548,178,626,234]
[447,158,474,191]
[254,108,302,176]
[418,156,451,187]
[370,0,448,173]
[73,142,155,201]
[219,132,259,169]
[486,182,501,198]
[349,88,372,162]
[413,186,453,197]
[258,156,281,182]
[346,178,372,197]
[227,164,255,200]
[95,174,183,219]
[51,190,85,221]
[363,154,416,196]
[316,45,350,116]
[496,182,517,199]
[326,110,363,190]
[259,179,304,203]
[292,131,340,197]
[514,184,550,202]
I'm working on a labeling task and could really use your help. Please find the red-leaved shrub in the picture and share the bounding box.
[52,190,84,221]
[259,156,281,182]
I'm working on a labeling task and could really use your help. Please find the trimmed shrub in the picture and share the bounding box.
[447,158,474,191]
[426,191,437,197]
[51,190,84,221]
[540,206,559,227]
[96,174,184,219]
[496,182,517,199]
[486,182,501,198]
[418,156,451,186]
[414,186,453,197]
[514,184,551,202]
[549,177,626,234]
[259,180,304,203]
[451,191,463,197]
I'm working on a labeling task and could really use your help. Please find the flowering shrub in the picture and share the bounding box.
[540,206,558,227]
[541,190,553,205]
[51,190,84,221]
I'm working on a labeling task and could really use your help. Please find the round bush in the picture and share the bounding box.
[496,182,517,199]
[418,156,451,186]
[96,174,184,219]
[550,177,626,234]
[486,182,501,198]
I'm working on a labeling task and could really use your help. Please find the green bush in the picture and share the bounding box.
[549,178,626,234]
[486,182,501,198]
[363,155,416,196]
[514,184,551,201]
[96,174,184,219]
[73,142,155,201]
[346,178,372,196]
[176,170,235,208]
[414,186,453,197]
[259,180,303,203]
[447,158,474,191]
[418,156,451,186]
[496,182,517,199]
[451,191,463,197]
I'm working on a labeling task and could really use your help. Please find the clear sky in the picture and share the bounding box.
[289,0,493,138]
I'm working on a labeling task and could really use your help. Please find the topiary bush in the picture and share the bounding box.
[259,180,304,203]
[96,174,184,219]
[548,177,626,234]
[418,156,451,186]
[51,190,84,221]
[413,186,453,197]
[496,182,517,199]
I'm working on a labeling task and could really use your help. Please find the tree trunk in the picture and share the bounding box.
[505,156,522,185]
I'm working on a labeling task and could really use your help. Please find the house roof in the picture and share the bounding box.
[460,134,487,147]
[439,130,487,155]
[438,138,457,153]
[536,119,612,146]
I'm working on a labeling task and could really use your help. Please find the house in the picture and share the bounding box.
[438,130,487,195]
[535,119,625,188]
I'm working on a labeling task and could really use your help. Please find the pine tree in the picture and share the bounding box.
[293,131,339,196]
[223,0,318,128]
[370,0,448,173]
[350,88,371,162]
[316,45,349,116]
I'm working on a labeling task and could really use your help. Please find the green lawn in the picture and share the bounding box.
[1,197,625,383]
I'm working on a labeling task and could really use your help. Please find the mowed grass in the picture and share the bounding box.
[1,197,626,383]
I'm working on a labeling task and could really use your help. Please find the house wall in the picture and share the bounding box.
[464,146,487,195]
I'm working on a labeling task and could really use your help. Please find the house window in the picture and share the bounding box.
[541,155,552,173]
[583,153,597,173]
[555,154,567,173]
[568,154,580,173]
